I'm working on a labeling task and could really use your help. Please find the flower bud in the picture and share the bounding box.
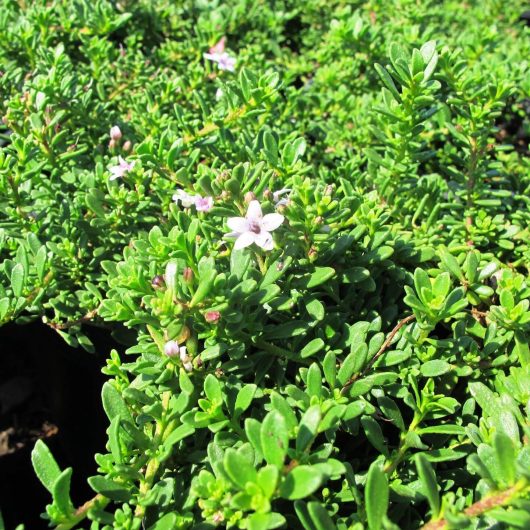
[183,361,193,372]
[263,189,273,201]
[164,340,180,357]
[110,126,122,141]
[244,191,256,203]
[205,311,220,323]
[183,267,193,283]
[179,346,189,362]
[122,140,132,152]
[108,139,116,150]
[151,275,166,290]
[314,216,324,225]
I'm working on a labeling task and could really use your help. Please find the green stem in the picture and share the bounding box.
[55,495,110,530]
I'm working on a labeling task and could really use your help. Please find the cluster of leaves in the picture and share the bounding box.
[0,1,529,529]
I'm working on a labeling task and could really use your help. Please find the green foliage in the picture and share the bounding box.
[1,0,530,529]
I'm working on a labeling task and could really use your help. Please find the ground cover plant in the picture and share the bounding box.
[1,0,530,528]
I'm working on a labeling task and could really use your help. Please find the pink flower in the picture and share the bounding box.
[195,196,214,212]
[109,156,135,180]
[164,340,189,363]
[110,125,122,140]
[205,311,221,323]
[204,52,236,72]
[226,200,284,251]
[172,190,214,212]
[204,39,236,72]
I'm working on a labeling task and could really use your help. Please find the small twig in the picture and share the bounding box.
[421,483,524,530]
[44,305,101,330]
[341,314,416,395]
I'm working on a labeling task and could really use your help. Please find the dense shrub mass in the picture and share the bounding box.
[1,1,530,528]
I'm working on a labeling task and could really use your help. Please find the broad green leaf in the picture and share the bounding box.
[306,363,322,398]
[415,453,440,516]
[493,432,516,485]
[148,513,178,530]
[234,384,257,418]
[361,416,388,456]
[204,374,223,402]
[296,405,321,453]
[305,267,336,288]
[301,338,325,358]
[307,502,336,530]
[88,476,131,502]
[257,465,279,498]
[102,382,133,423]
[322,351,336,387]
[10,263,25,297]
[31,440,61,493]
[52,468,74,516]
[224,446,258,489]
[261,411,288,467]
[279,466,324,500]
[365,461,388,530]
[420,360,452,377]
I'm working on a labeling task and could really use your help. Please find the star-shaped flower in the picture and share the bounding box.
[204,37,236,72]
[109,156,135,180]
[226,200,284,251]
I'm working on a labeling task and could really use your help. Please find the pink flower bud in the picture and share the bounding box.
[205,311,220,323]
[183,267,193,283]
[123,140,132,152]
[164,340,180,357]
[244,191,256,203]
[110,126,122,141]
[151,275,166,289]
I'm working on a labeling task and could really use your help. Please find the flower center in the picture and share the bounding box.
[248,219,261,234]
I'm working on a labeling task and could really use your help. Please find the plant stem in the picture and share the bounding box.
[55,494,110,530]
[421,481,527,530]
[341,315,415,395]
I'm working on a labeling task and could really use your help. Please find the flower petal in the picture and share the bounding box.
[209,37,226,54]
[234,231,256,250]
[227,217,249,233]
[255,231,274,251]
[246,200,262,221]
[273,188,291,201]
[261,213,284,232]
[203,52,219,62]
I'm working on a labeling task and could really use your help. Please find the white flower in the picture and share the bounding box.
[226,200,284,251]
[172,190,214,212]
[172,189,196,208]
[272,188,291,207]
[215,88,224,100]
[109,156,135,180]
